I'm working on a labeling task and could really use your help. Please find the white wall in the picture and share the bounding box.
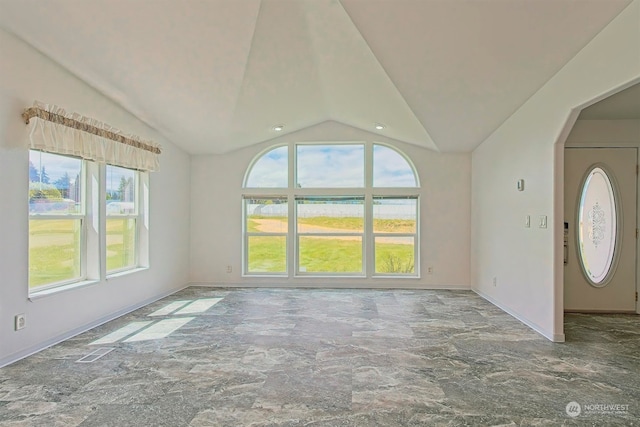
[471,1,640,341]
[0,29,191,366]
[190,120,471,288]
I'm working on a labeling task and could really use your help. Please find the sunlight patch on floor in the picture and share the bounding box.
[124,317,195,342]
[89,321,153,345]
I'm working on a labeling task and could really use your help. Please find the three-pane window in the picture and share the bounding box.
[243,142,419,277]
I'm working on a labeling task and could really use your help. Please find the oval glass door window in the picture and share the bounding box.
[577,166,618,286]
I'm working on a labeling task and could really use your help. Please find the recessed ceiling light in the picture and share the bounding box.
[272,125,284,132]
[374,123,385,130]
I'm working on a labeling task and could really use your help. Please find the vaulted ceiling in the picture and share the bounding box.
[0,0,633,154]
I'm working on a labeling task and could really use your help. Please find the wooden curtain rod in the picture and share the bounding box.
[22,106,161,155]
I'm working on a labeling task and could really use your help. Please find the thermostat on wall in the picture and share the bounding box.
[517,179,525,191]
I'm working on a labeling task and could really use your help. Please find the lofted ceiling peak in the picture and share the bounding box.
[0,0,633,154]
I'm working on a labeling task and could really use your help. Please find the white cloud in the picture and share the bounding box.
[246,146,288,187]
[297,145,364,188]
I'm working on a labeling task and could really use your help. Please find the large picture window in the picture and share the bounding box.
[243,142,419,277]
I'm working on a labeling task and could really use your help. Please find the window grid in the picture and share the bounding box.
[28,150,87,290]
[244,197,288,274]
[243,142,420,278]
[106,165,140,274]
[28,150,149,295]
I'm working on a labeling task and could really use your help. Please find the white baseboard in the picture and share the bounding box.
[473,288,565,342]
[0,285,187,368]
[188,281,471,290]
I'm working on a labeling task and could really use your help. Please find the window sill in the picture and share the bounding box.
[29,279,100,301]
[107,267,148,280]
[28,268,149,300]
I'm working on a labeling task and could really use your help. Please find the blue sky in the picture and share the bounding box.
[246,144,417,188]
[297,145,364,188]
[30,150,132,192]
[35,143,418,191]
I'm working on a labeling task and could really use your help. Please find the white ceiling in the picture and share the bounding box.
[0,0,633,154]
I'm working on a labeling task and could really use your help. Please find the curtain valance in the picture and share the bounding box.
[23,101,161,172]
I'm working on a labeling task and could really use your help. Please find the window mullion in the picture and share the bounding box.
[243,142,419,278]
[365,142,373,277]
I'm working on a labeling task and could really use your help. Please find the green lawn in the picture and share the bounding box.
[299,238,363,273]
[248,215,415,233]
[247,215,415,274]
[29,219,81,287]
[106,218,136,272]
[29,218,135,288]
[30,216,414,286]
[247,236,414,274]
[374,242,415,274]
[247,235,287,272]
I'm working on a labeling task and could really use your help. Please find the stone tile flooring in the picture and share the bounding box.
[0,287,638,426]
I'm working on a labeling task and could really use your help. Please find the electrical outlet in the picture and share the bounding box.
[226,265,232,273]
[15,314,25,331]
[492,277,497,287]
[427,267,433,274]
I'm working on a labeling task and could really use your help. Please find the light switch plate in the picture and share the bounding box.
[539,215,547,228]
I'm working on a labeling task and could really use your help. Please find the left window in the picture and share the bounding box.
[29,150,85,289]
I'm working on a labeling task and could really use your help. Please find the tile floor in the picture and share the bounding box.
[0,287,638,426]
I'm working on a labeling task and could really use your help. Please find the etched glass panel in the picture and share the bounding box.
[577,167,617,285]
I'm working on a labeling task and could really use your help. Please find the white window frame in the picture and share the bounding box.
[371,195,419,277]
[28,150,89,293]
[242,141,420,278]
[105,164,146,276]
[28,153,150,298]
[295,195,365,276]
[243,196,289,275]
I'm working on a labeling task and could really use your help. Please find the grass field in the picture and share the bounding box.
[30,215,415,287]
[29,218,135,288]
[247,215,415,274]
[106,218,136,272]
[247,215,416,233]
[29,219,81,287]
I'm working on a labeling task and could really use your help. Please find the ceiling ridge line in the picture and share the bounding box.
[229,0,266,125]
[336,0,439,151]
[298,0,332,123]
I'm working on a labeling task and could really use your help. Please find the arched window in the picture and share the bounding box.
[243,142,419,277]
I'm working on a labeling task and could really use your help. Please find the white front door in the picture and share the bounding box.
[564,148,637,312]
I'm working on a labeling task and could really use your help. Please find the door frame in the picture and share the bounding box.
[564,148,638,311]
[554,78,640,341]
